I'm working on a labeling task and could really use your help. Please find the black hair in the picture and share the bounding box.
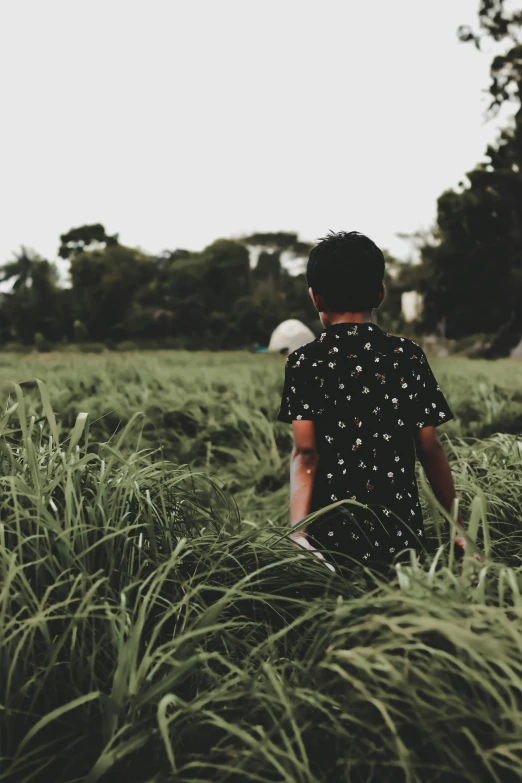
[306,230,385,312]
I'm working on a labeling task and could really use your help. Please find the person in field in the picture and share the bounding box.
[276,230,466,575]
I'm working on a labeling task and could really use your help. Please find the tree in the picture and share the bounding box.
[69,242,156,341]
[238,232,314,321]
[59,224,119,260]
[412,1,522,340]
[0,246,45,291]
[0,247,62,343]
[199,239,251,309]
[457,0,522,119]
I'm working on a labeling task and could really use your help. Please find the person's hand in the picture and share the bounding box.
[454,533,482,563]
[289,531,336,572]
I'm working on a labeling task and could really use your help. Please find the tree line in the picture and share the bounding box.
[402,0,522,357]
[0,227,406,351]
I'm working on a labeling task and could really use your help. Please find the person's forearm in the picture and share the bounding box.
[289,449,319,534]
[419,442,464,527]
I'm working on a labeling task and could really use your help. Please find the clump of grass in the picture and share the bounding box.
[0,352,521,533]
[2,382,522,782]
[424,431,522,567]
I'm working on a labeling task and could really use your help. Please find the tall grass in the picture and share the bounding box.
[0,354,522,782]
[0,350,522,529]
[1,378,522,782]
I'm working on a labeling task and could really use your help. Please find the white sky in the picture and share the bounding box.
[0,0,517,283]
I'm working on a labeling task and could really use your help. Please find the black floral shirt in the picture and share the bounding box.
[276,321,455,569]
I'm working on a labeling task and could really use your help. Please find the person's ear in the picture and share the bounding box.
[375,283,386,309]
[309,287,324,312]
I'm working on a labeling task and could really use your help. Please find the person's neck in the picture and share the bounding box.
[324,312,373,327]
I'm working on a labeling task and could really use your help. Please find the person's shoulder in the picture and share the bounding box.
[377,329,426,359]
[285,334,323,368]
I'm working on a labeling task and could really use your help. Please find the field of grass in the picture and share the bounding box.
[1,350,522,782]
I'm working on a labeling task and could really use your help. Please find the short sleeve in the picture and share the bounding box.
[276,352,321,423]
[408,348,454,429]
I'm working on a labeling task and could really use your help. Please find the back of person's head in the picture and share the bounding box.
[307,230,385,312]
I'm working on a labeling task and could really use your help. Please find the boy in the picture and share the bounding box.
[276,230,466,574]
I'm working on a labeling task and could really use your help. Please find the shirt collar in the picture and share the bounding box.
[324,321,381,333]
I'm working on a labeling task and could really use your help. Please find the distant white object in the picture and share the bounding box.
[510,338,522,358]
[401,291,424,323]
[268,319,316,355]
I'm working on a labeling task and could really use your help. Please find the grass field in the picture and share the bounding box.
[1,350,522,782]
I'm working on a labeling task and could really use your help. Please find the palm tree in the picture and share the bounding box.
[0,246,58,294]
[0,246,36,291]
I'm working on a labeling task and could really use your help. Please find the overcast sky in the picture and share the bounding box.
[0,0,516,281]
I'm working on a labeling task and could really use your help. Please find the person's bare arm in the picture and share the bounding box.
[288,449,335,572]
[286,421,335,571]
[414,425,463,526]
[413,425,479,561]
[415,427,482,561]
[289,446,320,532]
[288,419,319,535]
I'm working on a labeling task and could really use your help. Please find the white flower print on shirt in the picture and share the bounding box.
[276,323,454,566]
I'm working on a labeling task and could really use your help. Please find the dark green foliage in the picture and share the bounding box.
[74,319,89,342]
[115,340,139,351]
[0,228,327,349]
[58,223,119,259]
[410,1,522,344]
[34,331,52,352]
[78,342,106,353]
